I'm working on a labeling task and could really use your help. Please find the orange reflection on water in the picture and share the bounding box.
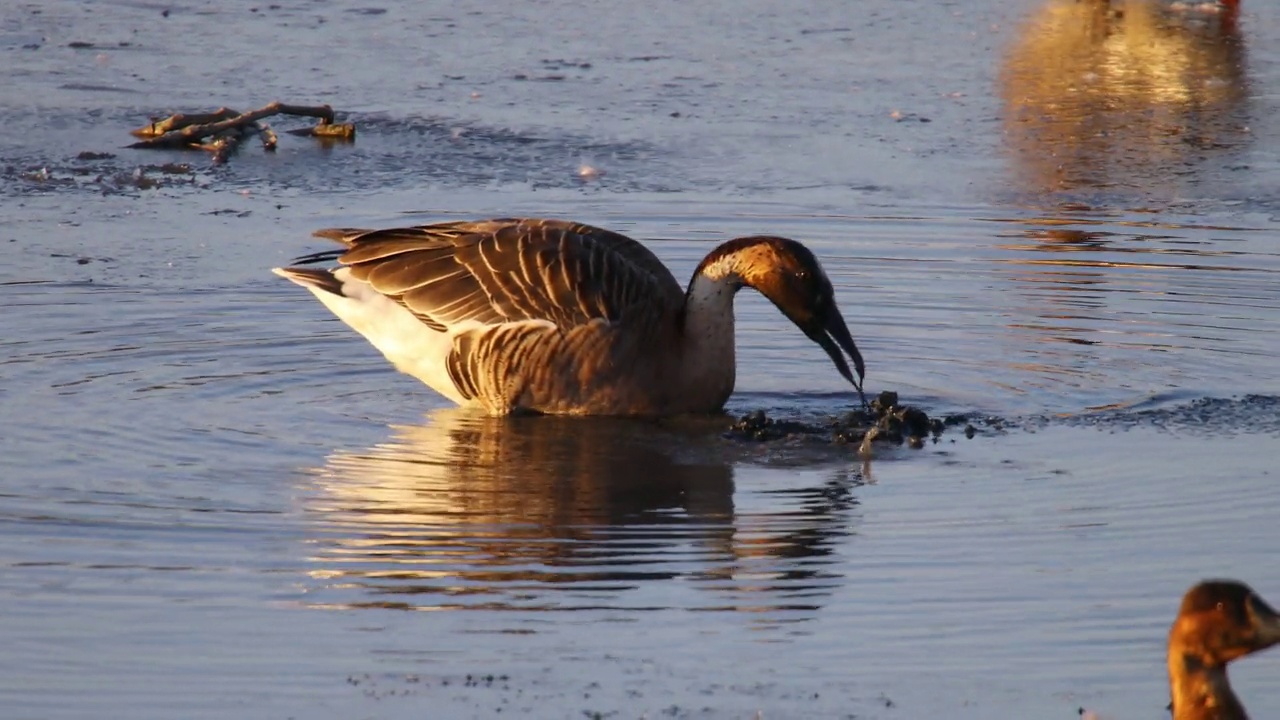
[300,409,859,615]
[1001,0,1248,195]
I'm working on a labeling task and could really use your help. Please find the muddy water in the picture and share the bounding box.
[4,0,1280,718]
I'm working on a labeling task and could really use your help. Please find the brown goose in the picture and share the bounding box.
[273,218,867,416]
[1168,580,1280,720]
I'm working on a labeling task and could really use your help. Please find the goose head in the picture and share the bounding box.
[1171,580,1280,667]
[1168,579,1280,720]
[699,236,867,404]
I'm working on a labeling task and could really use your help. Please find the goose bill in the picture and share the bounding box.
[807,308,867,406]
[1249,594,1280,648]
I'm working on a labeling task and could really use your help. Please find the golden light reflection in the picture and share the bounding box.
[1001,0,1247,195]
[298,408,859,615]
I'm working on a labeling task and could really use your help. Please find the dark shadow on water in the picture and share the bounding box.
[300,408,861,617]
[1041,392,1280,435]
[947,392,1280,437]
[1000,0,1249,205]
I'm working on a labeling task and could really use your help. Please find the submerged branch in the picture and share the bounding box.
[130,108,240,139]
[126,102,354,160]
[257,121,278,152]
[285,122,357,140]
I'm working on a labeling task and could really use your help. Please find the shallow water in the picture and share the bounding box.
[4,0,1280,718]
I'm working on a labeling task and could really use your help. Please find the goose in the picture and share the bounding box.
[273,217,867,416]
[1168,579,1280,720]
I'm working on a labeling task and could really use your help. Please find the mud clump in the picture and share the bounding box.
[727,409,814,442]
[726,390,970,448]
[833,391,941,448]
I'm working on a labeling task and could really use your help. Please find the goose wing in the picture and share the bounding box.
[303,218,684,333]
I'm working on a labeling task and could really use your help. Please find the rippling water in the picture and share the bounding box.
[4,0,1280,718]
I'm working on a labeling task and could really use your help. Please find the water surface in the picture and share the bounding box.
[4,0,1280,718]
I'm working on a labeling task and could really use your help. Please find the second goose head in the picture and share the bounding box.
[1168,579,1280,720]
[693,236,867,405]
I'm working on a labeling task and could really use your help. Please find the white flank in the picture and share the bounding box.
[274,267,477,406]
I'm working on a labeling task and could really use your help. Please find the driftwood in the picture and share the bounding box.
[285,122,356,140]
[128,102,355,163]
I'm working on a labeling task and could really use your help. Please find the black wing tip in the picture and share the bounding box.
[288,248,346,266]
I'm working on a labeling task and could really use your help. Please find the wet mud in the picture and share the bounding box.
[9,158,200,194]
[725,393,1280,449]
[726,390,977,448]
[2,111,684,197]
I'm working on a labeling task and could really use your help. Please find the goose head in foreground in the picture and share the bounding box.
[273,218,866,416]
[1168,580,1280,720]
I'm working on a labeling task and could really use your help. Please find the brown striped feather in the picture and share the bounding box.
[318,219,683,332]
[297,219,687,413]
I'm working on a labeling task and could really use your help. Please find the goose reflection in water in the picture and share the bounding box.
[1001,0,1248,198]
[300,408,860,618]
